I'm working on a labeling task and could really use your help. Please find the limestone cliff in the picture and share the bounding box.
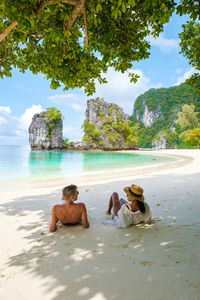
[139,105,161,128]
[29,112,63,150]
[82,98,137,150]
[132,83,199,129]
[131,83,200,148]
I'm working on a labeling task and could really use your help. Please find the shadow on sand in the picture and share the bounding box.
[1,172,200,299]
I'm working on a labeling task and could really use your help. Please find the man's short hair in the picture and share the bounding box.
[62,184,77,200]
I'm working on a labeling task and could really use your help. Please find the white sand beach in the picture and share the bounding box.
[0,149,200,300]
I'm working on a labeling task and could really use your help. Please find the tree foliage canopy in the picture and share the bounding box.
[176,1,200,92]
[175,104,199,132]
[0,0,176,94]
[183,127,200,148]
[179,20,200,92]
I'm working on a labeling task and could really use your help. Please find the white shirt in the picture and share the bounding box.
[114,202,151,228]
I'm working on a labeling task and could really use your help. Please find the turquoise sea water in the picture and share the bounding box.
[0,145,176,180]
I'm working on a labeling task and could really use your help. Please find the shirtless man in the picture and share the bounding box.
[50,184,89,232]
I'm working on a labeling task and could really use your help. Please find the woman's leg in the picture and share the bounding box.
[105,194,113,215]
[105,192,121,216]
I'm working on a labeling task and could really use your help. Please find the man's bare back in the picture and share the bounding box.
[50,185,89,232]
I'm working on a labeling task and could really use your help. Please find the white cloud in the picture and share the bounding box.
[0,104,43,145]
[0,106,20,138]
[147,33,179,53]
[49,94,87,112]
[0,106,11,114]
[0,106,12,127]
[175,68,183,74]
[20,104,43,130]
[93,67,162,113]
[174,67,198,86]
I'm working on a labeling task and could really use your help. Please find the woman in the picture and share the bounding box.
[105,184,151,228]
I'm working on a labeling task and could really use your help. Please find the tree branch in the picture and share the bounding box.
[0,0,79,43]
[0,21,18,42]
[36,0,78,17]
[82,6,88,48]
[62,0,79,4]
[35,1,54,17]
[38,35,44,41]
[66,0,85,31]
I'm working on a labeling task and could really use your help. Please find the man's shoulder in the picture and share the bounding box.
[52,204,64,212]
[74,202,86,209]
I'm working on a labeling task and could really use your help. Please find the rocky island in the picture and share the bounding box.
[29,108,63,150]
[29,98,138,151]
[79,98,138,150]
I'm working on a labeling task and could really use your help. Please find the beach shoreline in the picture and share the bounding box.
[0,149,195,192]
[0,149,199,300]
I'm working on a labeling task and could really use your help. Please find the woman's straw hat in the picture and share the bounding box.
[123,184,144,202]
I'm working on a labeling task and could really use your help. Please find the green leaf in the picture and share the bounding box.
[96,3,102,12]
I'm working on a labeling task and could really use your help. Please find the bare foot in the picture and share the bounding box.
[105,211,111,215]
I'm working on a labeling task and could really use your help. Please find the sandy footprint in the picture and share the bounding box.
[108,243,129,249]
[185,279,200,290]
[129,237,141,243]
[140,261,154,266]
[64,242,73,246]
[40,232,48,236]
[38,253,49,258]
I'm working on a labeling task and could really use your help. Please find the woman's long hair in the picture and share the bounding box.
[137,200,146,214]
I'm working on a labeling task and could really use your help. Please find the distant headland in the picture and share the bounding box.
[29,83,200,151]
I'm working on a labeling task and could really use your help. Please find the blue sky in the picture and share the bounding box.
[0,13,196,145]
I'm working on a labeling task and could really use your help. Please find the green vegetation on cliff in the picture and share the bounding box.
[82,121,102,145]
[175,104,200,148]
[131,83,200,148]
[82,99,138,148]
[182,128,200,148]
[82,118,138,147]
[41,107,63,138]
[62,138,74,147]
